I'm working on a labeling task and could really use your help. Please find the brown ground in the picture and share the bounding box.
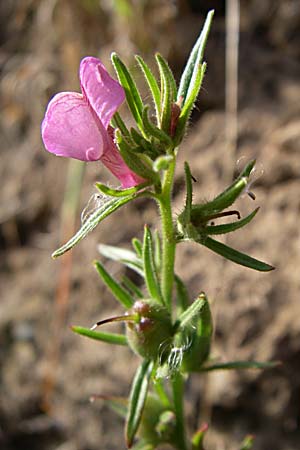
[1,1,300,449]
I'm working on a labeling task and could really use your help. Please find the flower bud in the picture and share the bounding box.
[126,300,173,360]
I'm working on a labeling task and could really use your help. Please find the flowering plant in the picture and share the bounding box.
[42,11,275,450]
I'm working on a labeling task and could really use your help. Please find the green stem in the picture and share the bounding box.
[158,157,176,309]
[172,373,187,450]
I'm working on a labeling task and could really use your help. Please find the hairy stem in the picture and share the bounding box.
[172,373,188,450]
[158,157,176,309]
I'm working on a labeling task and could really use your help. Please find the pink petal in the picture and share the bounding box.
[80,57,125,129]
[100,136,144,188]
[41,92,109,161]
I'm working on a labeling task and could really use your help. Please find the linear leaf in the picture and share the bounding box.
[201,237,274,271]
[111,53,144,130]
[143,226,163,304]
[155,54,173,134]
[175,63,206,144]
[98,244,144,277]
[200,360,280,372]
[203,208,259,235]
[94,261,134,309]
[177,10,214,104]
[72,326,127,346]
[126,360,154,448]
[96,181,150,198]
[122,275,143,299]
[135,55,161,123]
[52,195,135,258]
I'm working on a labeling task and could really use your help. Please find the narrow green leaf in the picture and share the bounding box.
[142,106,173,146]
[135,55,161,123]
[153,230,162,272]
[132,237,143,257]
[129,128,157,158]
[201,236,275,271]
[155,54,173,134]
[96,181,150,198]
[122,275,143,299]
[98,243,144,277]
[111,53,144,130]
[94,261,134,309]
[52,195,135,258]
[143,226,163,304]
[184,161,193,222]
[175,63,206,145]
[177,10,214,104]
[200,360,280,372]
[203,208,259,235]
[155,53,177,102]
[126,360,154,448]
[72,326,127,346]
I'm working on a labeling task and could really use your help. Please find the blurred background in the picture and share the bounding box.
[1,1,300,449]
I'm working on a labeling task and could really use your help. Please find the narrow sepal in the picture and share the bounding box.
[201,236,275,271]
[111,53,144,130]
[143,226,163,304]
[203,208,259,235]
[71,325,127,346]
[135,55,161,123]
[117,131,160,184]
[177,293,206,331]
[191,160,256,221]
[112,111,134,143]
[126,360,154,448]
[94,260,134,309]
[52,195,135,258]
[142,105,173,146]
[177,10,214,104]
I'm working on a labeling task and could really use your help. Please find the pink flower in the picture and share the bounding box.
[41,57,142,188]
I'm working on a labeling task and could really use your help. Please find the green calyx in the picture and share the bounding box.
[126,300,173,361]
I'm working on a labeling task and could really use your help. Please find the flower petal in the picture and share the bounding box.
[100,135,144,188]
[80,57,125,129]
[41,92,108,161]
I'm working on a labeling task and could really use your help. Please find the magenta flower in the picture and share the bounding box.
[41,57,142,188]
